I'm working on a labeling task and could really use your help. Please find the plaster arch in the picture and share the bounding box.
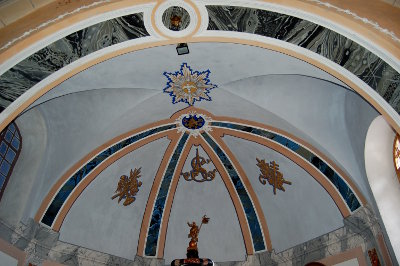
[0,0,399,134]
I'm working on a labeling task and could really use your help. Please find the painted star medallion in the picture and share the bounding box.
[163,63,217,105]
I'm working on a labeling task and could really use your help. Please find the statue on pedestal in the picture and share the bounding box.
[171,215,213,266]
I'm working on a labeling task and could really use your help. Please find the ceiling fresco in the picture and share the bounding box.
[0,39,383,263]
[0,0,398,265]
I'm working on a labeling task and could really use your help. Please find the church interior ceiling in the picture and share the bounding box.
[0,0,399,265]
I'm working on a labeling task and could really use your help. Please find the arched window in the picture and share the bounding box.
[0,122,22,200]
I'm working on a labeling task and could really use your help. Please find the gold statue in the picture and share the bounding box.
[187,215,210,252]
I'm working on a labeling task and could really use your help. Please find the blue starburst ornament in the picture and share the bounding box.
[163,63,217,106]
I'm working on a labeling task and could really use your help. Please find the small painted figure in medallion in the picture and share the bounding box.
[111,167,142,206]
[176,111,212,138]
[182,115,205,130]
[256,158,292,194]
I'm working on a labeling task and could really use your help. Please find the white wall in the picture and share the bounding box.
[365,116,400,262]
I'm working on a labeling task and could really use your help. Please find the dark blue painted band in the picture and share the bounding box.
[201,132,266,252]
[144,133,189,256]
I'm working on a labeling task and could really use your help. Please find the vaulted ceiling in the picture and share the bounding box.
[0,1,399,265]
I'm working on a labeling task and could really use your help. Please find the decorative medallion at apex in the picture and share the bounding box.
[183,115,205,130]
[181,148,217,182]
[256,158,292,194]
[163,63,217,106]
[176,111,212,137]
[162,6,190,31]
[111,167,142,206]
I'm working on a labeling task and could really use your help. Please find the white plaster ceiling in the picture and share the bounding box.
[224,136,344,253]
[59,138,170,260]
[164,146,246,263]
[0,42,381,262]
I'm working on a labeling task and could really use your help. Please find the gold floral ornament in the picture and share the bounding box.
[187,215,210,252]
[111,167,142,206]
[181,148,217,182]
[256,158,292,194]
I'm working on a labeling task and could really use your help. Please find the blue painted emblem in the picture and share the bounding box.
[182,114,205,129]
[163,63,217,106]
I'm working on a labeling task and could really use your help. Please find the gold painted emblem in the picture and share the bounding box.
[181,148,217,182]
[111,167,142,206]
[256,158,292,194]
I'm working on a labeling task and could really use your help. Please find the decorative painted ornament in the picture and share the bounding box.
[256,158,292,194]
[163,63,217,106]
[176,111,212,137]
[111,167,142,206]
[181,148,216,182]
[182,114,205,130]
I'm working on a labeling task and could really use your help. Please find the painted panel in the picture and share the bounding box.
[212,122,361,211]
[41,123,176,227]
[201,132,265,252]
[59,137,170,260]
[223,74,377,204]
[223,135,343,252]
[145,133,189,256]
[163,146,246,263]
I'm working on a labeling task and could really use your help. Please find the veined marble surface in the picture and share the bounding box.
[206,5,400,113]
[0,13,148,111]
[0,5,398,116]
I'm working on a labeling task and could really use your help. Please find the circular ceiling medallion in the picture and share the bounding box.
[153,0,198,38]
[393,134,400,182]
[176,112,211,137]
[162,6,190,31]
[182,114,205,129]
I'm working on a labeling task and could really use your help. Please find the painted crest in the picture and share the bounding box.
[163,63,217,105]
[176,111,212,137]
